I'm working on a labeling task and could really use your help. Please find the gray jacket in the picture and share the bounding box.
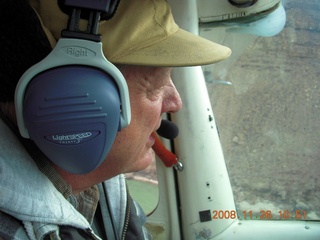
[0,118,150,239]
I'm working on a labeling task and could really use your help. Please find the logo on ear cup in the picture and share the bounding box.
[45,131,99,145]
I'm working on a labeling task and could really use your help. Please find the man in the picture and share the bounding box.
[0,0,231,239]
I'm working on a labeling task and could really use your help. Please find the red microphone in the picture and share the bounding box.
[152,120,183,171]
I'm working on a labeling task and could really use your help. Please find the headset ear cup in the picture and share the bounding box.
[23,66,121,174]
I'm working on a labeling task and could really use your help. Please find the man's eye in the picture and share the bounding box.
[147,87,163,100]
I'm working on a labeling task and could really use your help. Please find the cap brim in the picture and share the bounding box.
[110,29,231,67]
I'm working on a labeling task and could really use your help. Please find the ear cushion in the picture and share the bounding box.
[23,65,121,174]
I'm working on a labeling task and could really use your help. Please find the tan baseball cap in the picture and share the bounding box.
[35,0,231,67]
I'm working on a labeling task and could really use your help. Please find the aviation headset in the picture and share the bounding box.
[14,0,131,174]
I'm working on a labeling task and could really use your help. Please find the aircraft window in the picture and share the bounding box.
[125,160,159,214]
[200,0,320,220]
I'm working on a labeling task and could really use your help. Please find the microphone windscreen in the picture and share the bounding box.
[156,119,179,140]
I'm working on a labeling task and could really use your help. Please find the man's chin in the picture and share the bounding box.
[127,149,155,173]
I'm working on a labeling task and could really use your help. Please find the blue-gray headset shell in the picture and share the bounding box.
[15,38,131,174]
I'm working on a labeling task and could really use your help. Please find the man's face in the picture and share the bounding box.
[102,66,182,175]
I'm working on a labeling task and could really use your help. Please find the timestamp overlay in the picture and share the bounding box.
[212,210,308,220]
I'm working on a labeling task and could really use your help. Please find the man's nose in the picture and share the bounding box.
[162,81,182,113]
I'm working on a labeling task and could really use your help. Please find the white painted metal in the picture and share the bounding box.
[168,1,237,238]
[197,0,281,22]
[171,67,237,239]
